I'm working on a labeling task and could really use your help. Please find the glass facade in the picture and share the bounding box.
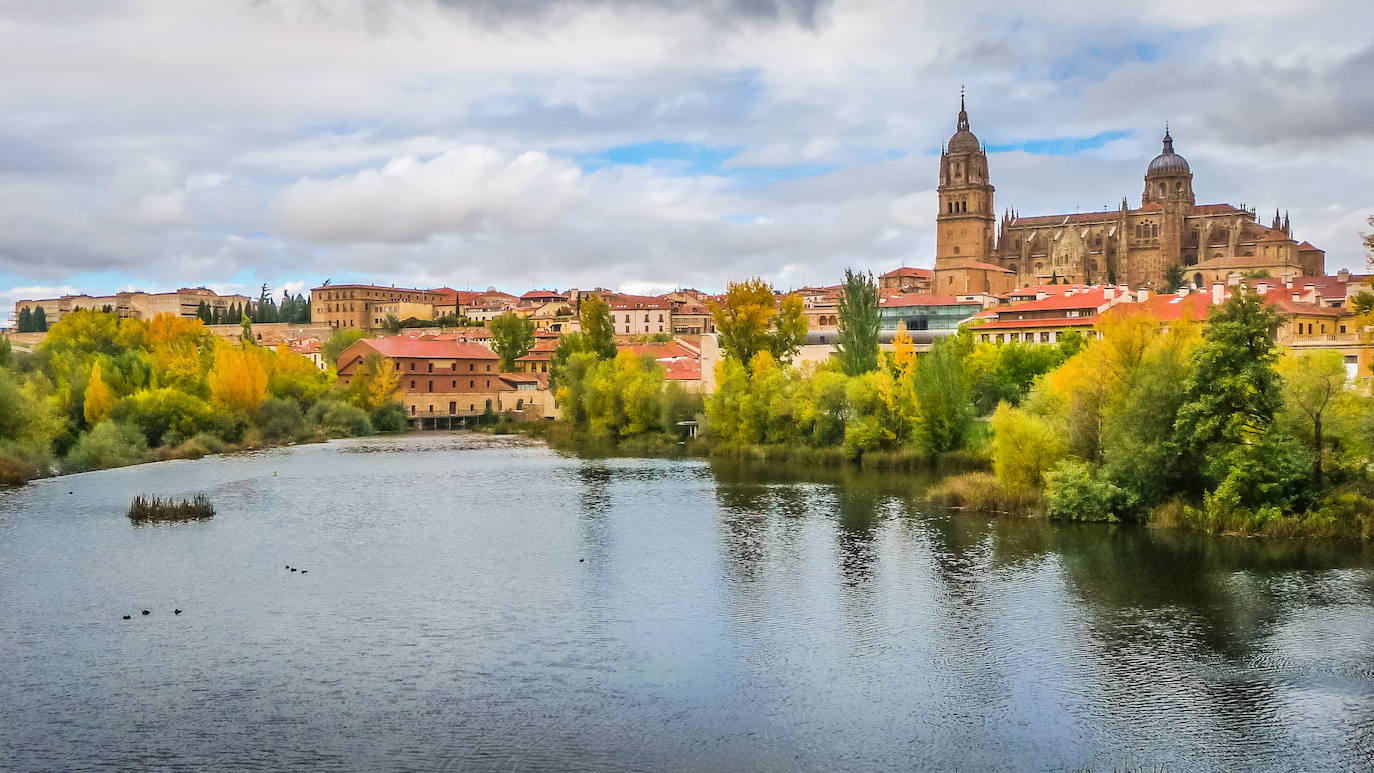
[878,303,980,334]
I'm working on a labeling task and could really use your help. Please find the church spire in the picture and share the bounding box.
[957,85,969,132]
[1162,122,1174,154]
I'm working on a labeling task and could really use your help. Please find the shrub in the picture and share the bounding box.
[127,494,214,522]
[308,399,373,437]
[1044,460,1137,522]
[370,403,407,433]
[258,398,306,442]
[63,421,148,473]
[0,454,39,486]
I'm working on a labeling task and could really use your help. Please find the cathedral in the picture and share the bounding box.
[931,97,1326,294]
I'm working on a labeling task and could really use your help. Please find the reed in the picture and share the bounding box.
[127,494,214,522]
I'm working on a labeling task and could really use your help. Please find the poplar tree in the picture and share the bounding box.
[835,268,879,376]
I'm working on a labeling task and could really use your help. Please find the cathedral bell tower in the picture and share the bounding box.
[1142,127,1194,206]
[935,93,996,268]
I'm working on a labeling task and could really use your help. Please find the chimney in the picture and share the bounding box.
[1292,292,1300,303]
[1338,268,1351,283]
[1137,288,1151,302]
[1103,287,1116,300]
[1256,281,1269,295]
[1212,282,1225,305]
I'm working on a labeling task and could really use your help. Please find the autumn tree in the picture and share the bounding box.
[913,334,972,454]
[709,278,808,365]
[82,361,114,426]
[489,312,535,371]
[347,352,401,412]
[208,343,268,414]
[835,268,879,376]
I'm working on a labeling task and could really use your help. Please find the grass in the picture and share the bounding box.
[927,472,1042,516]
[127,494,215,522]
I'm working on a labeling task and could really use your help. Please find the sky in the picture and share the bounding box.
[1,0,1372,314]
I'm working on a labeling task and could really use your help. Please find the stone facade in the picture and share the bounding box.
[931,99,1325,291]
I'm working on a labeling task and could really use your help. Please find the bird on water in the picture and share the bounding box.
[122,615,131,620]
[141,610,150,615]
[174,609,183,615]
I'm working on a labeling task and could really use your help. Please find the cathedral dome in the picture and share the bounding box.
[948,128,981,153]
[946,94,982,154]
[1146,128,1190,174]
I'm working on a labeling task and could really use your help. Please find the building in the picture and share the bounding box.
[12,287,251,327]
[928,97,1327,292]
[878,294,984,342]
[334,336,553,422]
[620,339,706,392]
[879,267,934,294]
[310,284,445,330]
[970,285,1133,343]
[608,294,672,336]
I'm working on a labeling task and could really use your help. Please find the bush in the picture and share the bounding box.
[1044,460,1137,522]
[308,399,373,438]
[258,398,306,442]
[0,454,39,486]
[370,403,407,433]
[63,421,148,473]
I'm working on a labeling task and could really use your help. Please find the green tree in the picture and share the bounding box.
[1162,264,1187,291]
[239,313,254,345]
[1277,350,1345,488]
[489,312,535,371]
[579,295,618,359]
[913,335,972,454]
[834,268,879,376]
[32,306,48,332]
[17,307,32,333]
[322,329,365,368]
[1172,285,1283,494]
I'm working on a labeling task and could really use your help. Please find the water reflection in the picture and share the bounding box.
[0,435,1370,772]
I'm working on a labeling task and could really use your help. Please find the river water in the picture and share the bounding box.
[1,432,1372,772]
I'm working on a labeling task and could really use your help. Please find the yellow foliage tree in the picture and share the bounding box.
[83,361,114,426]
[208,342,268,413]
[348,352,400,412]
[891,321,915,374]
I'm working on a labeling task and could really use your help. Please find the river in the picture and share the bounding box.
[1,432,1372,772]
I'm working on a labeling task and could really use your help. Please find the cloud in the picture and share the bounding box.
[0,0,1370,300]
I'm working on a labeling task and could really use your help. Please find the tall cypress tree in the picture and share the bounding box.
[32,306,48,332]
[17,306,31,333]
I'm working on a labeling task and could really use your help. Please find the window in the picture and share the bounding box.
[469,380,475,388]
[427,363,433,373]
[449,401,456,414]
[427,381,433,393]
[409,380,415,388]
[469,363,474,371]
[409,405,415,415]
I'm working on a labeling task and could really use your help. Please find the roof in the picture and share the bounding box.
[521,289,567,300]
[1001,283,1092,299]
[881,267,934,278]
[620,341,699,359]
[993,288,1110,313]
[1192,203,1243,215]
[311,283,437,294]
[662,359,703,381]
[975,316,1099,330]
[1296,241,1324,252]
[357,338,498,360]
[880,293,982,308]
[1009,212,1115,227]
[608,293,671,310]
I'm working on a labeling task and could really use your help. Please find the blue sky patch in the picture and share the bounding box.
[987,130,1132,155]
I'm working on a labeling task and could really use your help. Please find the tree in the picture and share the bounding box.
[709,278,809,365]
[834,269,880,376]
[17,307,31,333]
[83,361,114,426]
[1278,350,1346,488]
[913,335,972,454]
[489,312,535,371]
[1163,264,1186,291]
[989,403,1065,492]
[1172,285,1283,493]
[239,313,254,345]
[579,295,618,359]
[381,314,403,334]
[346,352,400,412]
[196,300,212,324]
[1363,213,1374,269]
[32,306,48,332]
[208,344,268,414]
[322,329,365,369]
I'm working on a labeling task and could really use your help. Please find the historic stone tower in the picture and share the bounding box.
[936,94,995,265]
[933,95,1014,294]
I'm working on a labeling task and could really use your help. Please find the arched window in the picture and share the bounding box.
[1194,273,1203,287]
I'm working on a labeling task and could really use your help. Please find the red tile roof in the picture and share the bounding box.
[975,317,1099,330]
[521,289,567,300]
[608,293,671,310]
[360,338,498,359]
[994,288,1110,313]
[1296,241,1323,252]
[1191,203,1243,215]
[881,266,934,278]
[1010,212,1115,227]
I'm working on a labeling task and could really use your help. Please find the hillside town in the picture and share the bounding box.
[7,100,1374,429]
